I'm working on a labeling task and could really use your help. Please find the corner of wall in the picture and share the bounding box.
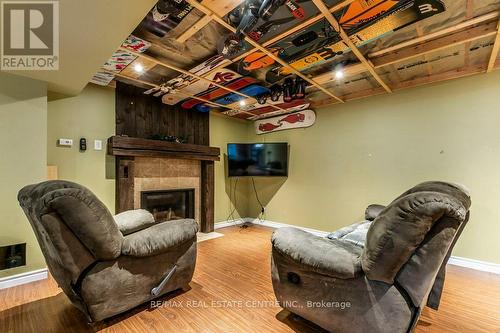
[0,73,48,278]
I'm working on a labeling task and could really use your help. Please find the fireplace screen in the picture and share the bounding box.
[141,189,194,222]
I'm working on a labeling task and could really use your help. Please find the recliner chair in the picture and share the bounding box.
[18,180,198,322]
[271,181,471,333]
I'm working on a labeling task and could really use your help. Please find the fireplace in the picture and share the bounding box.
[141,189,195,222]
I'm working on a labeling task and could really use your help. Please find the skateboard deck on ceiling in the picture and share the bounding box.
[122,34,152,53]
[92,34,151,86]
[103,51,137,72]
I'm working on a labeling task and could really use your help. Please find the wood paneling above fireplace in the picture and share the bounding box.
[115,81,209,145]
[112,82,218,232]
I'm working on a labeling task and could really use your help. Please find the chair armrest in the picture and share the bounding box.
[122,219,198,257]
[114,209,155,235]
[365,204,385,221]
[272,227,363,279]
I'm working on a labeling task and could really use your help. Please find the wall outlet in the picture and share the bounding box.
[94,140,102,151]
[58,138,73,146]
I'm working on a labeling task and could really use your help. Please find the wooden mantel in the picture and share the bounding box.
[108,136,220,161]
[108,135,218,233]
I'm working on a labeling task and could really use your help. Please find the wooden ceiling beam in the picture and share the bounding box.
[176,15,213,43]
[368,11,500,58]
[487,18,500,72]
[311,0,392,93]
[313,63,366,84]
[462,0,475,68]
[175,0,245,43]
[416,23,433,76]
[185,0,345,103]
[105,69,254,117]
[119,47,288,113]
[371,21,498,68]
[393,64,487,90]
[313,63,500,109]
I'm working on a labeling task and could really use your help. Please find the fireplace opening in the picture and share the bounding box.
[141,189,195,222]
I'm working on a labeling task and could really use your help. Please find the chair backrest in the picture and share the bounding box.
[361,182,470,306]
[18,180,123,289]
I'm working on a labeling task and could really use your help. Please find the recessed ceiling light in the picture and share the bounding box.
[134,63,144,73]
[335,69,344,79]
[239,100,246,106]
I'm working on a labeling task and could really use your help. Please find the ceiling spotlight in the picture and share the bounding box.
[239,100,246,106]
[335,69,344,79]
[134,63,144,73]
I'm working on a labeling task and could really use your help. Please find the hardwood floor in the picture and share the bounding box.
[1,225,499,332]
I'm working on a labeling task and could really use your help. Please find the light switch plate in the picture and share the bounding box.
[94,140,102,151]
[58,138,73,146]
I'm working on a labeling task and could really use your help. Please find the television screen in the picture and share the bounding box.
[227,143,288,177]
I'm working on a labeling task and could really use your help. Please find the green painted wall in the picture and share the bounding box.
[0,73,47,278]
[47,84,116,211]
[47,87,248,224]
[246,71,500,265]
[46,86,248,225]
[209,114,250,221]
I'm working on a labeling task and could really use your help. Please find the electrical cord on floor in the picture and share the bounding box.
[251,177,265,222]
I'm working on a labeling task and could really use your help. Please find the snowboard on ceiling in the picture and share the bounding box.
[137,0,193,38]
[141,55,231,103]
[234,0,445,83]
[159,61,239,105]
[255,109,316,134]
[180,76,258,111]
[248,99,310,117]
[218,0,339,59]
[92,35,151,86]
[214,84,270,107]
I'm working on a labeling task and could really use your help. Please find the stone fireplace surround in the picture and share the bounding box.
[109,135,220,233]
[133,157,201,224]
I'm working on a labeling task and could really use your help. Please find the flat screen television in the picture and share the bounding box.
[227,143,288,177]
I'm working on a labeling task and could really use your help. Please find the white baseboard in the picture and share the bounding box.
[215,218,500,275]
[0,268,48,290]
[244,218,331,237]
[214,218,246,230]
[448,256,500,275]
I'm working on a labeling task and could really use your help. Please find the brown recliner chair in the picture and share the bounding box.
[18,180,198,322]
[271,181,471,333]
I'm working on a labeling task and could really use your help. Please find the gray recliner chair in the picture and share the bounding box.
[18,180,198,322]
[271,181,471,333]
